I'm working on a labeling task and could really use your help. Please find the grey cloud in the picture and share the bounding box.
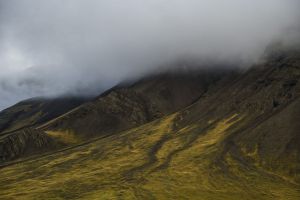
[0,0,299,110]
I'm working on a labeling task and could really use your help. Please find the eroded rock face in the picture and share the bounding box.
[0,128,55,163]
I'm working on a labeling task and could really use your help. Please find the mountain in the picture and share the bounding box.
[0,49,299,199]
[0,71,228,164]
[40,70,230,139]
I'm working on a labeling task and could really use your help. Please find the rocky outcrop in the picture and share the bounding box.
[0,128,56,163]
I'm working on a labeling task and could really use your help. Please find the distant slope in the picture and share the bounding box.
[0,97,87,135]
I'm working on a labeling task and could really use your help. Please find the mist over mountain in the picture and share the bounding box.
[0,46,299,199]
[0,0,300,110]
[1,1,300,198]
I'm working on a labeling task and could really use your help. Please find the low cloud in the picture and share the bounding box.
[0,0,299,110]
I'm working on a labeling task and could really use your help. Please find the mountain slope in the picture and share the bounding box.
[0,97,88,163]
[40,71,227,139]
[0,97,87,135]
[0,49,299,199]
[0,71,229,164]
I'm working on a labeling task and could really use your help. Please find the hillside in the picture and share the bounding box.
[40,71,227,139]
[0,97,88,163]
[0,49,299,199]
[0,71,229,164]
[0,97,87,135]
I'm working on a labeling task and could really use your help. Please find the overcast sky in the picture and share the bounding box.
[0,0,299,110]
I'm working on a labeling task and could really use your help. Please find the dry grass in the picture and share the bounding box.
[0,113,299,200]
[46,130,81,144]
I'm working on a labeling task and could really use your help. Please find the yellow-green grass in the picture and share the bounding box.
[46,130,82,145]
[0,113,299,199]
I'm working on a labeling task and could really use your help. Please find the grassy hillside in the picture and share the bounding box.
[0,70,229,165]
[0,108,299,199]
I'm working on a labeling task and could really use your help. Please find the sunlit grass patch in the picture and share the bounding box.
[46,130,81,144]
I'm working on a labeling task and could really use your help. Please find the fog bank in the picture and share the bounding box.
[0,0,299,110]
